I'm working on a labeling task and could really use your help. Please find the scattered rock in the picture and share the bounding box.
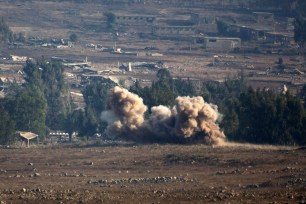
[35,188,41,192]
[89,176,194,186]
[34,173,41,177]
[84,161,94,166]
[246,184,259,189]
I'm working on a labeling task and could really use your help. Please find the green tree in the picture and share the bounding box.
[156,68,171,79]
[220,97,240,138]
[40,61,68,130]
[23,60,43,87]
[81,81,113,137]
[234,88,306,145]
[65,109,85,142]
[140,69,178,108]
[294,16,306,48]
[150,79,177,107]
[104,12,116,30]
[284,95,305,144]
[296,0,306,16]
[197,77,306,145]
[69,33,78,42]
[5,85,47,137]
[174,78,197,97]
[0,107,16,145]
[299,84,306,105]
[23,59,70,131]
[81,105,98,139]
[0,17,13,45]
[129,80,150,103]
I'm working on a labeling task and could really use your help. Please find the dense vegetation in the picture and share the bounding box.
[0,107,15,144]
[294,17,306,49]
[104,12,116,30]
[0,59,69,143]
[129,70,306,145]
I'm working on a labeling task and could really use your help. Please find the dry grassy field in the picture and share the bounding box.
[0,142,305,203]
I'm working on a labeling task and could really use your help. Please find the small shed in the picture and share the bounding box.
[16,131,38,147]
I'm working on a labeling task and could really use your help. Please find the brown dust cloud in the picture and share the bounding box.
[101,86,226,145]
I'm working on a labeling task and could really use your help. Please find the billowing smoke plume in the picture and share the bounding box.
[101,86,225,145]
[101,86,147,140]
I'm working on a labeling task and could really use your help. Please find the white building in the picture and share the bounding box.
[203,37,241,51]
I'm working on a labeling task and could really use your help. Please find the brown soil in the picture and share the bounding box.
[0,142,305,203]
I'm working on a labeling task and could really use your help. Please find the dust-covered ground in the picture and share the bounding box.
[0,142,305,203]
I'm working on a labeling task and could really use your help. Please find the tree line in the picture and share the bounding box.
[0,59,66,142]
[1,60,306,145]
[129,70,306,145]
[0,59,112,144]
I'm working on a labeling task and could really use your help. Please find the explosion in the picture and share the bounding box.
[101,86,225,145]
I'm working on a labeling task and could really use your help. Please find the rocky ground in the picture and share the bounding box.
[0,142,305,203]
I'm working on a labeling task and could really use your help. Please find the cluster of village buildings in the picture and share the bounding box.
[114,11,294,50]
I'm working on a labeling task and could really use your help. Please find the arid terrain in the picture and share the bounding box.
[0,142,305,203]
[1,1,306,203]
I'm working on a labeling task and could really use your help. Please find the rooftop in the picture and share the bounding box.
[17,131,38,140]
[203,36,241,40]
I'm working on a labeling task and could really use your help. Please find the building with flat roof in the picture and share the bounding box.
[115,14,156,25]
[202,37,241,51]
